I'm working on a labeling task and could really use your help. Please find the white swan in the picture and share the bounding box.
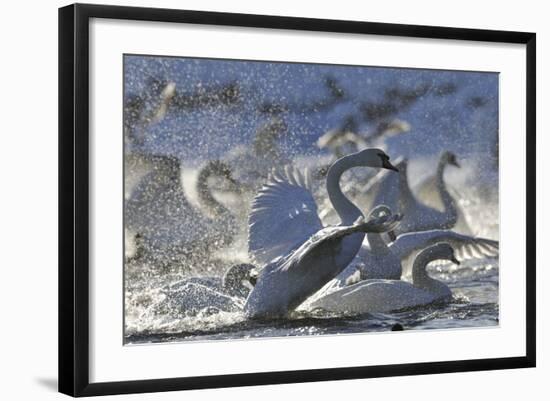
[308,243,459,315]
[125,155,241,262]
[308,205,499,302]
[161,264,256,314]
[244,148,400,319]
[366,152,461,235]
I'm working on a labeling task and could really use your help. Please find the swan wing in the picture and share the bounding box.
[391,229,499,261]
[248,166,323,264]
[281,213,402,275]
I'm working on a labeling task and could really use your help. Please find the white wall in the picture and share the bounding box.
[0,0,545,399]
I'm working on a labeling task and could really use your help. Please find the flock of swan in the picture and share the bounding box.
[125,155,243,267]
[126,140,498,324]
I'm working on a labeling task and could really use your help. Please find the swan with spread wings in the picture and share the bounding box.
[244,148,400,319]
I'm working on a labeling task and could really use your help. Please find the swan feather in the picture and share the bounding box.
[248,166,323,264]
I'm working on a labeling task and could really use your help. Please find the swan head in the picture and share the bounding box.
[160,81,176,102]
[441,151,460,168]
[412,243,460,288]
[427,242,460,265]
[350,148,399,171]
[222,263,257,298]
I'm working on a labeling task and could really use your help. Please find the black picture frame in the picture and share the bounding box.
[59,3,536,397]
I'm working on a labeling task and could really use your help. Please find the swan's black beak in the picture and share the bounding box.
[450,256,460,265]
[449,155,461,168]
[383,158,399,172]
[388,230,397,242]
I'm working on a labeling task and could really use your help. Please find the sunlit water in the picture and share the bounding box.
[125,260,498,344]
[125,262,498,345]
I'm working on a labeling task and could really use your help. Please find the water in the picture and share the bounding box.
[125,258,498,344]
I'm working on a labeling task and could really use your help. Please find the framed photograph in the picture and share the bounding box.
[59,3,536,397]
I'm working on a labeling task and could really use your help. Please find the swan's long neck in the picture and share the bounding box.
[412,249,438,290]
[326,155,364,225]
[196,167,230,219]
[412,249,450,297]
[436,160,457,221]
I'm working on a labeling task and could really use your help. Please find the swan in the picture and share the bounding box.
[307,205,499,302]
[244,148,401,319]
[308,243,459,315]
[365,152,461,235]
[160,264,256,314]
[125,155,241,263]
[412,152,472,234]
